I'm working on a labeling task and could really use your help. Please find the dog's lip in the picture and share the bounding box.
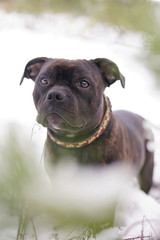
[42,112,84,130]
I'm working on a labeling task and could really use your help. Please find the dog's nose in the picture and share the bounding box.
[47,90,65,102]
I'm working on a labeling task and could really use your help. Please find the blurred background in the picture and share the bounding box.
[0,0,160,239]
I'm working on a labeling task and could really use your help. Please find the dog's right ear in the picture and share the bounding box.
[20,57,48,85]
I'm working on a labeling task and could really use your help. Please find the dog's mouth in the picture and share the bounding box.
[37,112,84,136]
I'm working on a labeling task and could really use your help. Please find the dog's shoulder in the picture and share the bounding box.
[113,110,145,139]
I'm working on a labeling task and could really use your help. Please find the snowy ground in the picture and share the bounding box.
[0,9,160,239]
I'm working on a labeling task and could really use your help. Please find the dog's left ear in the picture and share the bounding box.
[92,58,125,88]
[20,57,48,85]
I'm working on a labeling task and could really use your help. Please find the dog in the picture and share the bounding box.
[20,57,154,193]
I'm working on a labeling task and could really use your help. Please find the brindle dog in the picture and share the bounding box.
[20,57,154,193]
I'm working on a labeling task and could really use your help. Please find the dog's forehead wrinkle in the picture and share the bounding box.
[44,60,94,83]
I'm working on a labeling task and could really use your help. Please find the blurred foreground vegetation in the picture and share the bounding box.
[1,125,160,238]
[0,125,132,239]
[0,0,160,84]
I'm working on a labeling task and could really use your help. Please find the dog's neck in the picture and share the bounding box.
[47,95,112,148]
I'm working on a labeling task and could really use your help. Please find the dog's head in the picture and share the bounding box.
[20,58,125,138]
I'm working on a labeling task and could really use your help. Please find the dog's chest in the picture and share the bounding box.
[45,129,123,166]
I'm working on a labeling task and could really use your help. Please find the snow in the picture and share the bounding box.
[0,9,160,239]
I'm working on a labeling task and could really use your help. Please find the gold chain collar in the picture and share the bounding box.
[47,96,112,148]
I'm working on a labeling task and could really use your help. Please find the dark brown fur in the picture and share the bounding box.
[21,57,154,193]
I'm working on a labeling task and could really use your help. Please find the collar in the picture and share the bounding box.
[47,95,112,148]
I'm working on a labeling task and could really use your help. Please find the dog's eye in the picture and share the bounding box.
[40,78,49,85]
[80,81,90,88]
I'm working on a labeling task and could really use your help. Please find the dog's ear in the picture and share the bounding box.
[20,57,48,85]
[92,58,125,88]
